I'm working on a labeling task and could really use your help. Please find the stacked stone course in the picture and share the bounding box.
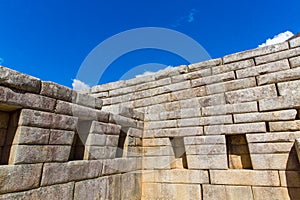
[0,35,300,199]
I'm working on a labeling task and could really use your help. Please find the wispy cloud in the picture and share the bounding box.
[0,57,4,65]
[72,79,90,91]
[135,66,173,78]
[172,9,198,27]
[258,31,294,47]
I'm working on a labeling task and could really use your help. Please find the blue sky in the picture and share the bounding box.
[0,0,299,89]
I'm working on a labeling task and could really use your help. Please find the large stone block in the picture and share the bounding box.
[210,170,280,186]
[85,146,116,159]
[90,121,121,135]
[205,77,256,95]
[212,59,255,75]
[269,120,300,132]
[290,55,300,68]
[49,129,75,145]
[187,154,228,169]
[257,67,300,85]
[74,176,108,200]
[255,47,300,65]
[186,144,226,155]
[121,172,142,200]
[0,182,74,200]
[202,101,258,116]
[250,153,300,170]
[143,156,173,169]
[171,68,211,83]
[9,145,71,164]
[277,79,300,96]
[145,120,177,130]
[204,122,266,135]
[41,81,75,102]
[252,187,300,200]
[142,183,201,200]
[225,84,277,104]
[145,127,204,138]
[109,113,137,128]
[19,109,78,130]
[233,110,297,123]
[13,126,50,145]
[202,185,253,200]
[0,164,42,194]
[143,138,171,147]
[223,42,288,63]
[75,92,103,109]
[188,58,221,71]
[236,59,290,78]
[191,71,235,87]
[0,66,41,93]
[0,86,56,112]
[248,143,294,154]
[41,160,103,186]
[246,132,300,143]
[259,95,300,111]
[198,93,226,107]
[184,135,225,145]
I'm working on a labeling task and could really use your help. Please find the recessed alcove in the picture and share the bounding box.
[0,105,21,165]
[69,120,91,161]
[170,137,188,169]
[226,134,252,169]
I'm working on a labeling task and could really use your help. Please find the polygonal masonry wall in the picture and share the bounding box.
[0,35,300,199]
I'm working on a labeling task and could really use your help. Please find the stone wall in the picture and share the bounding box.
[0,35,300,199]
[88,35,300,199]
[0,67,143,199]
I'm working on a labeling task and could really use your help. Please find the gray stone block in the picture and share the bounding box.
[41,81,75,102]
[0,66,41,93]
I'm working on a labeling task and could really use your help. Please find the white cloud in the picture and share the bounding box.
[259,31,294,47]
[72,79,90,91]
[187,9,197,23]
[135,66,173,78]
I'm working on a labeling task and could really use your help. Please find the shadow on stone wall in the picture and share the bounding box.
[286,144,300,199]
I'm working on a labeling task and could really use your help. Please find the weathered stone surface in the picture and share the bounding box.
[186,144,226,155]
[49,129,75,145]
[252,187,300,200]
[277,79,300,96]
[13,126,50,145]
[121,172,141,200]
[0,164,42,194]
[143,138,171,147]
[233,110,297,123]
[198,93,226,107]
[74,177,108,200]
[246,132,300,143]
[90,121,121,135]
[144,169,209,184]
[145,120,177,130]
[255,47,300,65]
[109,113,137,128]
[85,146,116,159]
[204,122,266,135]
[202,101,258,116]
[203,185,253,200]
[248,143,294,154]
[205,77,256,95]
[184,135,225,145]
[210,170,280,186]
[41,160,103,186]
[143,156,173,169]
[74,92,103,109]
[9,145,71,164]
[236,59,290,78]
[191,71,235,87]
[187,154,227,169]
[257,67,300,85]
[41,81,75,102]
[142,183,201,200]
[290,55,300,68]
[171,68,211,83]
[0,86,56,112]
[225,84,277,104]
[223,42,289,63]
[56,100,109,122]
[144,127,203,138]
[188,58,222,71]
[250,152,300,170]
[0,182,74,200]
[259,95,300,111]
[0,66,41,93]
[19,109,78,130]
[143,146,174,156]
[212,59,255,75]
[290,36,300,48]
[269,120,300,132]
